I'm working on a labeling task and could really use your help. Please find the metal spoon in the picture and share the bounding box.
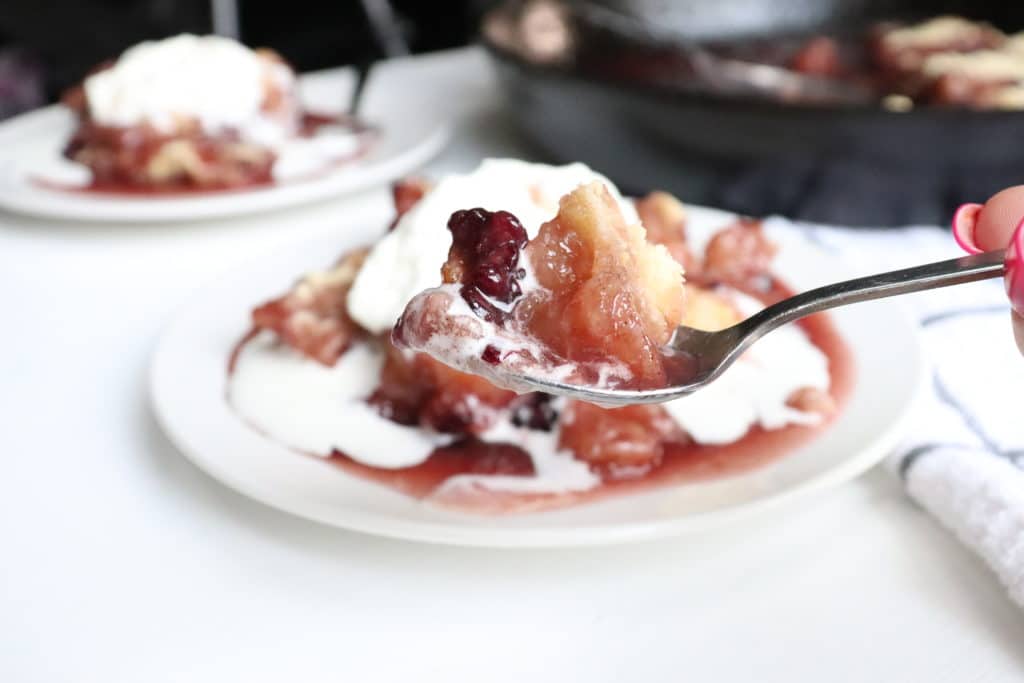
[506,249,1007,406]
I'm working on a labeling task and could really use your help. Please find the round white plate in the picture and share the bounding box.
[0,87,447,223]
[151,209,926,547]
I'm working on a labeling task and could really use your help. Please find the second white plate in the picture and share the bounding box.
[0,70,448,223]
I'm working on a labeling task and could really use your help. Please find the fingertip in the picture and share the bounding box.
[974,185,1024,251]
[951,203,983,253]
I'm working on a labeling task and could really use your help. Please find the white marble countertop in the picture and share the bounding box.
[1,47,1022,682]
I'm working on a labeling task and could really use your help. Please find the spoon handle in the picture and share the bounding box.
[739,249,1007,341]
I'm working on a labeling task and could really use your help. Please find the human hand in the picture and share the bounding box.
[953,187,1024,354]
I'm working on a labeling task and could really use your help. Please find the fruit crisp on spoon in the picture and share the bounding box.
[229,161,844,509]
[392,181,750,395]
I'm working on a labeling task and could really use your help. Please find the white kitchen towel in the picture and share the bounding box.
[770,217,1024,606]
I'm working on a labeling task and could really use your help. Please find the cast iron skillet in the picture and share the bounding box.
[480,0,1024,226]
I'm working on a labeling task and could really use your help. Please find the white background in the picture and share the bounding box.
[2,48,1022,682]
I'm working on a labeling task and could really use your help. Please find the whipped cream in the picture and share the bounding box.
[85,34,296,144]
[228,333,449,468]
[347,159,638,334]
[227,334,600,492]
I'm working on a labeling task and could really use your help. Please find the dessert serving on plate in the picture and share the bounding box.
[54,34,374,193]
[226,159,854,513]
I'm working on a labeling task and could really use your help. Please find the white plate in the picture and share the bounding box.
[0,72,448,223]
[150,210,925,547]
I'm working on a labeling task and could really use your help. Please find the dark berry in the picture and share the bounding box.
[445,208,528,323]
[366,391,419,426]
[420,393,476,434]
[510,393,559,432]
[481,344,502,365]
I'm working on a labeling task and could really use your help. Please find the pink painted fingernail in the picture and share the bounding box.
[952,203,984,254]
[1007,216,1024,316]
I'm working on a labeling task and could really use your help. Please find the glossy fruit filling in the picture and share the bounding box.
[444,207,529,322]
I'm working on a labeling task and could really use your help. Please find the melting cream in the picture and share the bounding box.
[228,332,449,468]
[85,34,297,144]
[228,334,601,492]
